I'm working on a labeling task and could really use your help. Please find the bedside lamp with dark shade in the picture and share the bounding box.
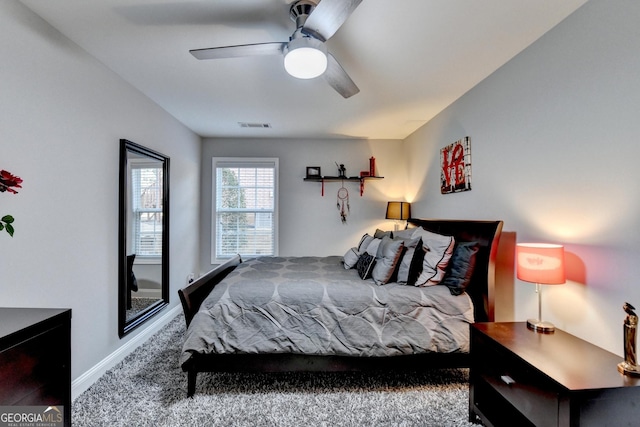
[385,201,411,231]
[516,243,566,333]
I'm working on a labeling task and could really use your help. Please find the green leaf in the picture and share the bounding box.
[1,215,14,223]
[0,223,3,231]
[5,223,14,237]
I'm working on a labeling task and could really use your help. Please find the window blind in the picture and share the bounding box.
[131,165,163,257]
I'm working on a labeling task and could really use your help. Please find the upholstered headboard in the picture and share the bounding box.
[406,218,503,322]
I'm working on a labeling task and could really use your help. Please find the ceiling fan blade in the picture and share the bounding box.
[323,54,359,98]
[302,0,363,41]
[190,42,286,60]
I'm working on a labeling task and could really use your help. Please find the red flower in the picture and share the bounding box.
[0,170,23,194]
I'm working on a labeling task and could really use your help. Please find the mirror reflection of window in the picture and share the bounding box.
[130,164,163,259]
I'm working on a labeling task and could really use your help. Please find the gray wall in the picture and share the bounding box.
[200,138,406,273]
[405,0,640,354]
[0,2,201,380]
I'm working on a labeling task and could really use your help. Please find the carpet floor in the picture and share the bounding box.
[72,315,478,426]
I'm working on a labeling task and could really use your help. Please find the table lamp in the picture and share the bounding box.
[385,201,411,231]
[516,243,566,333]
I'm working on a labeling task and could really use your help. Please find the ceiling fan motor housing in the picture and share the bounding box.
[290,0,318,29]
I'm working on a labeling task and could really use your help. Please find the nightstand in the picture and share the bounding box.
[469,322,640,427]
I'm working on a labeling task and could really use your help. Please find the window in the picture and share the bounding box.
[212,158,278,261]
[130,162,164,260]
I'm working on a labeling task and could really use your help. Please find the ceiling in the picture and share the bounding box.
[21,0,587,140]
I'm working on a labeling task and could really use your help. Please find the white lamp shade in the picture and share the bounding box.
[284,37,327,79]
[516,243,566,285]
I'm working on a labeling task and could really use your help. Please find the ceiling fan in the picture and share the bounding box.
[189,0,362,98]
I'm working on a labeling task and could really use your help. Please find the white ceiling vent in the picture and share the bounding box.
[238,122,272,129]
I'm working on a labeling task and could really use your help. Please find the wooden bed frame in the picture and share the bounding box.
[178,218,503,396]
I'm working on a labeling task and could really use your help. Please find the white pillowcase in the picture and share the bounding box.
[411,228,455,286]
[342,247,360,269]
[342,233,383,269]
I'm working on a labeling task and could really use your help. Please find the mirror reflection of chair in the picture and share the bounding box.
[126,253,138,310]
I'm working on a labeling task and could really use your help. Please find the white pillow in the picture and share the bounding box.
[357,234,375,253]
[342,233,379,269]
[365,238,382,256]
[342,247,360,269]
[393,228,415,240]
[411,228,455,286]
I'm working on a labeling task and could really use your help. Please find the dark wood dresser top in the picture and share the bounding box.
[473,322,640,391]
[0,308,71,347]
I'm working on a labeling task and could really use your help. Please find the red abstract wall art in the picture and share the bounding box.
[440,137,471,194]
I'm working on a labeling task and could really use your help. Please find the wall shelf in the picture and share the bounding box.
[303,176,384,196]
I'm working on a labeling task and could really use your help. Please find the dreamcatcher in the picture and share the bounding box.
[337,182,350,223]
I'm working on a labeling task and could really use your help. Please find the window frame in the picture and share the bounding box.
[211,157,279,264]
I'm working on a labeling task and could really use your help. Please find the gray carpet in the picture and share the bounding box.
[72,315,478,426]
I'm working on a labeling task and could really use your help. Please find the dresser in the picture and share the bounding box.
[470,322,640,427]
[0,308,71,427]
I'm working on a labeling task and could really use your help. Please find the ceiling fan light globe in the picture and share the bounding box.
[284,46,328,79]
[284,36,328,79]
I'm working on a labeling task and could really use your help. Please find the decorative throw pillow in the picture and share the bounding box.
[342,247,360,269]
[393,228,415,240]
[412,228,455,286]
[365,238,382,256]
[356,252,376,280]
[441,241,480,295]
[407,244,426,287]
[371,236,405,285]
[374,229,393,239]
[357,233,375,253]
[395,237,423,285]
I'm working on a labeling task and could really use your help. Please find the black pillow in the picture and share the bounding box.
[356,252,376,280]
[441,242,479,295]
[407,241,426,287]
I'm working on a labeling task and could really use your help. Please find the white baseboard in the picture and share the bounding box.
[71,305,181,401]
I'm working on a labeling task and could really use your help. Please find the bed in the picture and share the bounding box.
[179,218,503,397]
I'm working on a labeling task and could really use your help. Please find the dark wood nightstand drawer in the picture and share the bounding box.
[474,332,560,426]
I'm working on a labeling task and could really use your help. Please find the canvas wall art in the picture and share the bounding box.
[440,136,471,194]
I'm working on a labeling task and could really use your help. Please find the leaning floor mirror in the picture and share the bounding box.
[119,139,169,337]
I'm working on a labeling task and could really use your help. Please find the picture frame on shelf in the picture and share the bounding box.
[306,166,321,178]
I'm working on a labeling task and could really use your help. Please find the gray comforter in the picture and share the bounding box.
[180,256,474,367]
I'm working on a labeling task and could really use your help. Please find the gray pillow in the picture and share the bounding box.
[371,236,404,285]
[374,229,393,239]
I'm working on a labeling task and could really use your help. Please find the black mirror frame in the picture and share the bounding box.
[118,139,170,338]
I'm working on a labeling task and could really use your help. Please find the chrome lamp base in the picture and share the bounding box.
[527,318,555,333]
